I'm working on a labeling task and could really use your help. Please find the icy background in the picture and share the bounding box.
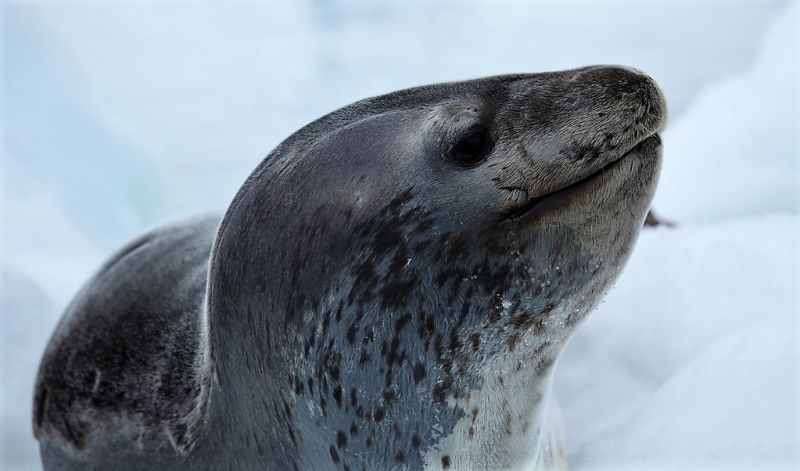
[2,0,798,469]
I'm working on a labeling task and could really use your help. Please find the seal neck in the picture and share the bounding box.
[197,175,585,468]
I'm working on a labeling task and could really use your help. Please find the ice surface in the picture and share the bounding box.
[556,215,799,470]
[557,3,799,469]
[652,0,799,223]
[2,0,798,469]
[0,269,54,469]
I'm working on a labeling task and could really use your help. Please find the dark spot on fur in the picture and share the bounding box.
[322,310,330,333]
[329,446,340,463]
[537,357,555,374]
[458,357,469,375]
[469,332,480,351]
[510,312,531,329]
[358,350,371,365]
[333,384,343,407]
[346,323,359,344]
[336,430,347,448]
[374,406,385,422]
[442,455,451,469]
[533,318,546,336]
[432,378,452,402]
[413,362,426,384]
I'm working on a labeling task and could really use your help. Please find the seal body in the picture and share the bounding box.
[34,66,666,470]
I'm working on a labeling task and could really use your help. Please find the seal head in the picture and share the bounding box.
[208,65,665,469]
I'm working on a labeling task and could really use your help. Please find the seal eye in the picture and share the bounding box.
[451,126,490,165]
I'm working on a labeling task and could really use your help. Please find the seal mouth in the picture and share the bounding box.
[499,134,661,222]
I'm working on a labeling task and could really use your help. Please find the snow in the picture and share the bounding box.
[2,0,798,469]
[557,215,798,470]
[557,3,799,469]
[1,268,54,469]
[652,0,799,222]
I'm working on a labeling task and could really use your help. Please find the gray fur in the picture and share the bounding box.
[33,66,666,470]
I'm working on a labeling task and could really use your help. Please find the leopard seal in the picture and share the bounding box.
[33,65,666,470]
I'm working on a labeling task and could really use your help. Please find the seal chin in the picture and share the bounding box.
[499,133,662,223]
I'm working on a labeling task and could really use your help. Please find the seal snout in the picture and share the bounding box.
[576,65,667,136]
[496,66,666,221]
[557,64,667,166]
